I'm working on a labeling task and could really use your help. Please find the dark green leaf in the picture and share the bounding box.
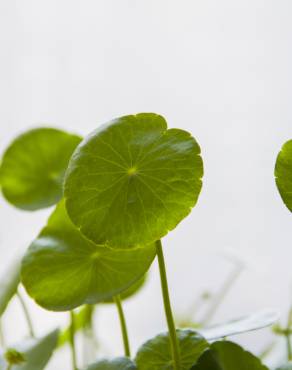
[135,329,208,370]
[199,310,279,340]
[0,256,21,316]
[64,113,203,249]
[86,357,137,370]
[276,364,292,370]
[21,201,156,311]
[0,128,81,210]
[0,329,59,370]
[275,140,292,212]
[191,341,268,370]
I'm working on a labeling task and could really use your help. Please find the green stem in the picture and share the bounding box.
[286,307,292,361]
[156,240,181,370]
[6,365,11,370]
[16,291,35,338]
[69,311,78,370]
[114,295,131,357]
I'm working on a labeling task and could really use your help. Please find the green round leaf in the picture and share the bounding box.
[135,329,208,370]
[191,341,268,370]
[275,140,292,212]
[86,357,136,370]
[21,201,156,311]
[0,128,81,210]
[64,113,203,249]
[276,364,292,370]
[199,310,279,340]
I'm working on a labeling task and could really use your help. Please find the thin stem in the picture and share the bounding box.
[286,307,292,361]
[114,295,131,357]
[156,240,181,370]
[0,319,5,347]
[16,291,35,338]
[69,311,78,370]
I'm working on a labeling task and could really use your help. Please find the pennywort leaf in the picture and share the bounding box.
[21,201,156,311]
[0,128,81,210]
[64,113,203,249]
[191,341,268,370]
[86,357,137,370]
[135,329,208,370]
[275,140,292,212]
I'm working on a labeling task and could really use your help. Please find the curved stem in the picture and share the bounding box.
[69,311,78,370]
[114,295,131,357]
[16,291,35,338]
[156,240,181,370]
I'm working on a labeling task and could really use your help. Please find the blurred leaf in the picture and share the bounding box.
[0,329,59,370]
[58,305,94,347]
[191,341,268,370]
[135,329,208,370]
[0,128,81,210]
[0,256,21,316]
[199,310,279,340]
[276,363,292,370]
[64,113,203,249]
[21,201,156,311]
[275,140,292,212]
[86,357,136,369]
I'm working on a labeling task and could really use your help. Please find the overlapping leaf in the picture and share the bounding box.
[86,357,136,370]
[0,128,81,210]
[191,341,268,370]
[275,140,292,212]
[64,113,203,249]
[135,329,208,370]
[21,201,156,311]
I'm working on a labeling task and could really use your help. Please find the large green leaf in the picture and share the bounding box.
[199,310,279,340]
[275,140,292,212]
[191,341,268,370]
[0,329,59,370]
[21,201,156,311]
[276,364,292,370]
[0,256,21,316]
[135,329,208,370]
[0,128,81,210]
[86,357,137,369]
[64,113,203,249]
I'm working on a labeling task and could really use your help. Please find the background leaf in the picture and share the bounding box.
[0,329,59,370]
[275,140,292,212]
[198,310,279,340]
[0,128,81,210]
[276,364,292,370]
[0,256,21,316]
[191,341,268,370]
[86,357,137,369]
[135,329,208,370]
[21,201,156,311]
[64,113,203,248]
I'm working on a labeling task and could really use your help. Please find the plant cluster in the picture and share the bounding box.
[0,113,291,369]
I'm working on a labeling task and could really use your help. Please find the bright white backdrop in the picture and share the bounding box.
[0,1,292,368]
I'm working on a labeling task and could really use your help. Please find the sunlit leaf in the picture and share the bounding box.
[21,201,156,311]
[0,128,81,210]
[0,329,59,370]
[135,329,208,370]
[191,341,268,370]
[86,357,136,369]
[275,140,292,212]
[64,113,203,249]
[199,310,279,340]
[0,256,21,316]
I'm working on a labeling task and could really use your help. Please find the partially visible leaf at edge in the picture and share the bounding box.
[86,357,137,370]
[276,363,292,370]
[275,140,292,212]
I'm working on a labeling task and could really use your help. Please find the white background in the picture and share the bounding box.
[0,1,292,368]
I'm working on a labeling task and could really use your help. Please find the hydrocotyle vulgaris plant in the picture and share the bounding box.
[0,114,279,369]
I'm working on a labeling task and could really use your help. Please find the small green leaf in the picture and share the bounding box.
[21,201,156,311]
[276,363,292,370]
[275,140,292,212]
[0,128,81,210]
[0,256,21,316]
[191,341,268,370]
[135,329,208,370]
[86,357,137,369]
[199,310,279,340]
[64,113,203,249]
[0,329,59,370]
